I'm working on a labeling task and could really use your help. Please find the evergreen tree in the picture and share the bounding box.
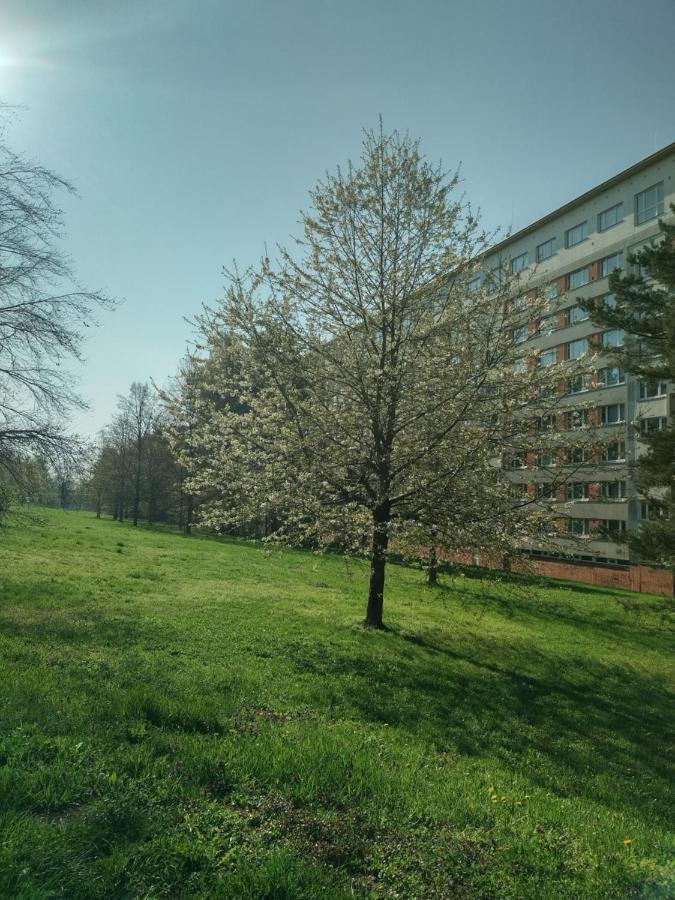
[581,213,675,568]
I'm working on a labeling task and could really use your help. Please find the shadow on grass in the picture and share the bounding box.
[286,625,674,827]
[441,578,675,656]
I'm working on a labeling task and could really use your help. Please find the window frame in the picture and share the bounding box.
[566,446,588,465]
[638,379,667,400]
[566,305,589,326]
[568,266,589,290]
[566,374,591,394]
[565,517,590,536]
[538,348,556,369]
[639,416,668,434]
[600,252,624,278]
[565,337,590,361]
[510,252,529,274]
[600,403,626,426]
[598,366,625,387]
[512,325,529,345]
[566,409,590,430]
[601,328,625,349]
[566,482,590,501]
[538,314,557,335]
[634,182,664,226]
[597,202,623,232]
[565,221,588,248]
[468,274,482,294]
[536,482,555,500]
[602,519,627,537]
[601,441,626,463]
[536,237,556,262]
[601,480,627,500]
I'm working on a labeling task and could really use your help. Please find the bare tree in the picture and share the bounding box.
[119,382,156,526]
[0,108,112,486]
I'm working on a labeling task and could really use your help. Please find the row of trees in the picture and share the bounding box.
[3,107,671,627]
[85,382,192,529]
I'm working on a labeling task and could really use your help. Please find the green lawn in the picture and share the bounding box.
[0,508,673,898]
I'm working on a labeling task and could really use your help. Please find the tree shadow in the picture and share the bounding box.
[285,623,674,827]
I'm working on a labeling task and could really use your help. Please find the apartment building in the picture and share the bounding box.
[484,142,675,569]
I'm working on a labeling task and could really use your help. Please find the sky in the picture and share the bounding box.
[1,0,674,438]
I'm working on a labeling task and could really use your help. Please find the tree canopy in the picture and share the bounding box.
[175,127,586,626]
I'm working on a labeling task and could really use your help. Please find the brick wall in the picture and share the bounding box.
[433,547,674,597]
[522,559,674,597]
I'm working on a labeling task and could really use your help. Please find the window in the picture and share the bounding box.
[565,221,588,247]
[536,238,556,262]
[602,329,624,348]
[511,483,529,499]
[512,325,529,344]
[567,482,590,501]
[536,483,555,500]
[635,182,664,225]
[511,252,529,274]
[598,366,625,387]
[600,403,625,425]
[536,415,556,432]
[565,518,590,535]
[565,338,589,360]
[568,267,589,289]
[488,264,503,289]
[538,348,556,368]
[567,374,591,394]
[566,409,589,430]
[597,203,623,232]
[468,275,482,294]
[600,252,623,277]
[566,305,588,326]
[510,294,527,311]
[601,441,626,462]
[601,480,626,500]
[506,453,527,469]
[601,292,617,310]
[639,416,668,434]
[538,314,556,335]
[544,283,558,300]
[639,501,660,521]
[513,357,527,374]
[567,446,588,464]
[602,519,626,537]
[537,449,556,466]
[628,239,655,278]
[638,379,667,400]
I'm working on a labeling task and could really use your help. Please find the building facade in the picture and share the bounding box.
[484,143,675,570]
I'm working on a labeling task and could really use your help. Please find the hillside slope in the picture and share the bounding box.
[0,509,673,898]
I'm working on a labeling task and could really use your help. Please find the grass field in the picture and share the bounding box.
[0,508,673,898]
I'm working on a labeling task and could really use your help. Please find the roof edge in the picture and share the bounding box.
[486,140,675,258]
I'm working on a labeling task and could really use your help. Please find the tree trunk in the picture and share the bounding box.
[427,546,438,586]
[132,437,141,527]
[365,501,390,629]
[184,493,193,535]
